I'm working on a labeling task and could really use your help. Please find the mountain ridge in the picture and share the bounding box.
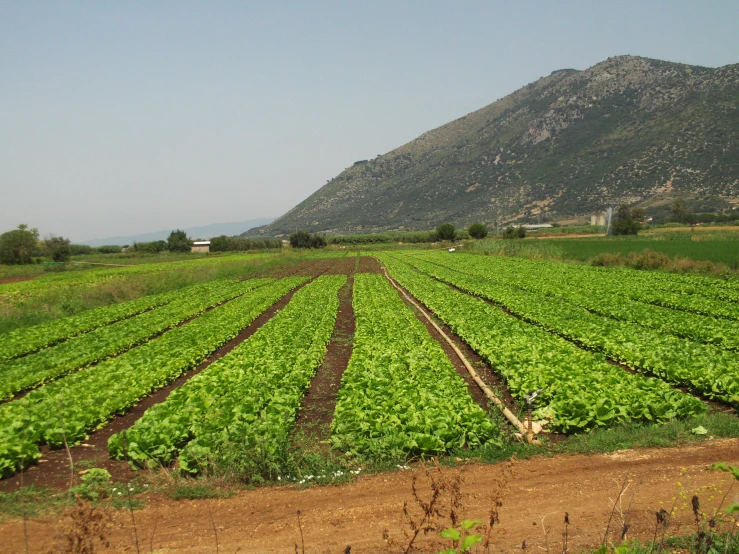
[250,55,739,236]
[84,217,276,246]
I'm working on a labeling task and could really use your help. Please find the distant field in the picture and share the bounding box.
[546,237,739,265]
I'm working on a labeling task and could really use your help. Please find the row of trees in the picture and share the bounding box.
[0,225,72,264]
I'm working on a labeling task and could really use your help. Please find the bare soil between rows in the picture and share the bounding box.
[3,439,739,553]
[0,255,361,492]
[0,285,306,493]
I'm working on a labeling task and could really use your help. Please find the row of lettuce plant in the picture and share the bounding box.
[561,255,739,304]
[418,252,739,350]
[330,274,499,459]
[0,277,306,478]
[0,279,272,400]
[474,254,739,321]
[0,285,186,362]
[377,254,706,434]
[402,254,739,405]
[109,275,345,473]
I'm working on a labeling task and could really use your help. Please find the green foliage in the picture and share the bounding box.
[439,520,482,553]
[467,223,488,239]
[133,240,167,253]
[408,252,739,405]
[502,226,526,239]
[612,204,640,236]
[436,223,456,241]
[43,235,72,262]
[331,274,498,458]
[112,276,343,473]
[96,244,122,254]
[169,484,232,500]
[69,244,93,255]
[0,277,306,478]
[289,230,327,249]
[379,253,706,433]
[70,468,113,502]
[167,229,192,253]
[0,280,265,399]
[672,197,687,223]
[0,224,40,265]
[209,235,281,251]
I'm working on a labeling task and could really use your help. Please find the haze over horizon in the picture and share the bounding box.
[2,1,738,242]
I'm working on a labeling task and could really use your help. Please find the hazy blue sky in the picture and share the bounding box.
[2,1,738,241]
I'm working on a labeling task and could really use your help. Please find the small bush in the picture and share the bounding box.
[502,226,526,239]
[289,230,327,249]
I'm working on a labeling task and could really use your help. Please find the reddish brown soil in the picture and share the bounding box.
[4,440,739,553]
[0,256,356,492]
[0,285,306,493]
[357,255,384,274]
[0,274,38,285]
[294,274,356,440]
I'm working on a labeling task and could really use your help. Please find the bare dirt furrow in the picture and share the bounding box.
[0,284,307,492]
[375,257,520,417]
[294,271,356,440]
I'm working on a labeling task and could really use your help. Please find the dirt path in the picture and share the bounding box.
[4,440,738,553]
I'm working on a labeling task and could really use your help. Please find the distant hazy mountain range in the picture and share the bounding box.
[83,218,276,246]
[249,55,739,237]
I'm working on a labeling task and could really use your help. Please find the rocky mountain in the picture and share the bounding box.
[252,56,739,236]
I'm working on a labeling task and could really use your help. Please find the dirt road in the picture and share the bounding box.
[3,439,739,553]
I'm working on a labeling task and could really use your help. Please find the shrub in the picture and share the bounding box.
[96,245,122,254]
[502,226,526,239]
[44,236,72,262]
[289,230,326,249]
[133,240,167,253]
[436,223,456,241]
[468,223,488,239]
[69,244,93,255]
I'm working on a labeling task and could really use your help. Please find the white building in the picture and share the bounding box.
[191,241,211,253]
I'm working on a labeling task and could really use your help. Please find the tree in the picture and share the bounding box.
[436,223,456,241]
[210,235,230,252]
[167,229,192,252]
[0,224,40,264]
[43,235,72,262]
[289,230,326,249]
[468,223,488,239]
[502,225,526,239]
[612,204,640,235]
[631,207,646,223]
[672,198,687,223]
